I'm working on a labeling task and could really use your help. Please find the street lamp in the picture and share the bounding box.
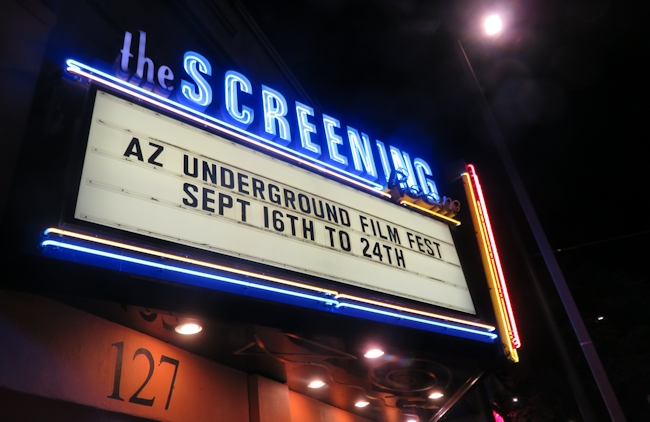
[457,16,627,422]
[484,15,503,36]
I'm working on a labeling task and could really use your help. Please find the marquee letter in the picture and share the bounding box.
[261,85,291,144]
[224,70,254,127]
[413,158,439,200]
[322,114,347,168]
[135,31,155,85]
[389,147,417,189]
[157,66,174,91]
[178,51,213,110]
[375,140,392,183]
[347,127,377,180]
[120,31,133,73]
[124,137,144,162]
[295,102,320,157]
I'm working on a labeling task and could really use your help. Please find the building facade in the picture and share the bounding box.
[0,1,518,421]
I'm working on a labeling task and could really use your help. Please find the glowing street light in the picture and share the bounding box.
[484,14,503,35]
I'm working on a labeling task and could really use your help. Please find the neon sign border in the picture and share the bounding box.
[461,165,520,362]
[42,227,498,342]
[66,60,468,227]
[66,59,387,194]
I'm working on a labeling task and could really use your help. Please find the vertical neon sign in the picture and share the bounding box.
[462,164,520,362]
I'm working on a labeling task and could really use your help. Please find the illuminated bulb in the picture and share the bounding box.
[175,322,202,335]
[484,14,503,35]
[355,401,370,407]
[512,397,519,402]
[364,348,385,358]
[407,419,417,422]
[429,392,444,399]
[597,316,604,321]
[308,380,325,389]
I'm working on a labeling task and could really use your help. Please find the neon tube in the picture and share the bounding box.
[41,240,337,304]
[44,228,337,296]
[466,165,520,347]
[40,239,498,341]
[461,167,520,362]
[336,303,498,339]
[399,201,461,226]
[43,228,497,337]
[335,294,495,331]
[463,172,518,360]
[65,60,388,196]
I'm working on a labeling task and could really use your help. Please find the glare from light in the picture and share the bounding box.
[364,348,385,358]
[355,401,370,407]
[175,322,202,335]
[484,14,503,35]
[597,316,604,321]
[407,419,418,422]
[429,392,444,399]
[512,397,519,402]
[308,380,326,389]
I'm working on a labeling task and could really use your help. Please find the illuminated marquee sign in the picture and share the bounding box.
[74,91,475,314]
[49,27,516,343]
[114,30,439,199]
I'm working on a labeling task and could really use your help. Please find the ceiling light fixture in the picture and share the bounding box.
[429,392,444,399]
[175,320,202,335]
[355,401,370,407]
[308,380,325,389]
[364,348,385,358]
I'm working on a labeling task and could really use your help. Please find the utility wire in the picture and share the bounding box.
[556,229,650,253]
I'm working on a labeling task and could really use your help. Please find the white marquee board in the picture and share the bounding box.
[75,91,476,314]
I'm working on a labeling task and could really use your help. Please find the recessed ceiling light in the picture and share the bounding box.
[364,348,384,358]
[175,321,202,335]
[429,392,444,399]
[308,380,325,389]
[355,401,370,407]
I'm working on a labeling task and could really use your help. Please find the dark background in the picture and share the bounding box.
[239,0,649,420]
[1,0,646,420]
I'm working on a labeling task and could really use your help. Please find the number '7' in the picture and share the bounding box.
[159,355,179,410]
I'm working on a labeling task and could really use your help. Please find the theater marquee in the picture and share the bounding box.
[75,91,475,314]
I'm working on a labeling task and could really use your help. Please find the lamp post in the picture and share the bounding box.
[457,15,627,422]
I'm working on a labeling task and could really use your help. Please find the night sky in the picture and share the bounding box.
[240,0,648,420]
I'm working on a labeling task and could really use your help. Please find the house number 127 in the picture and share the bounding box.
[107,341,180,410]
